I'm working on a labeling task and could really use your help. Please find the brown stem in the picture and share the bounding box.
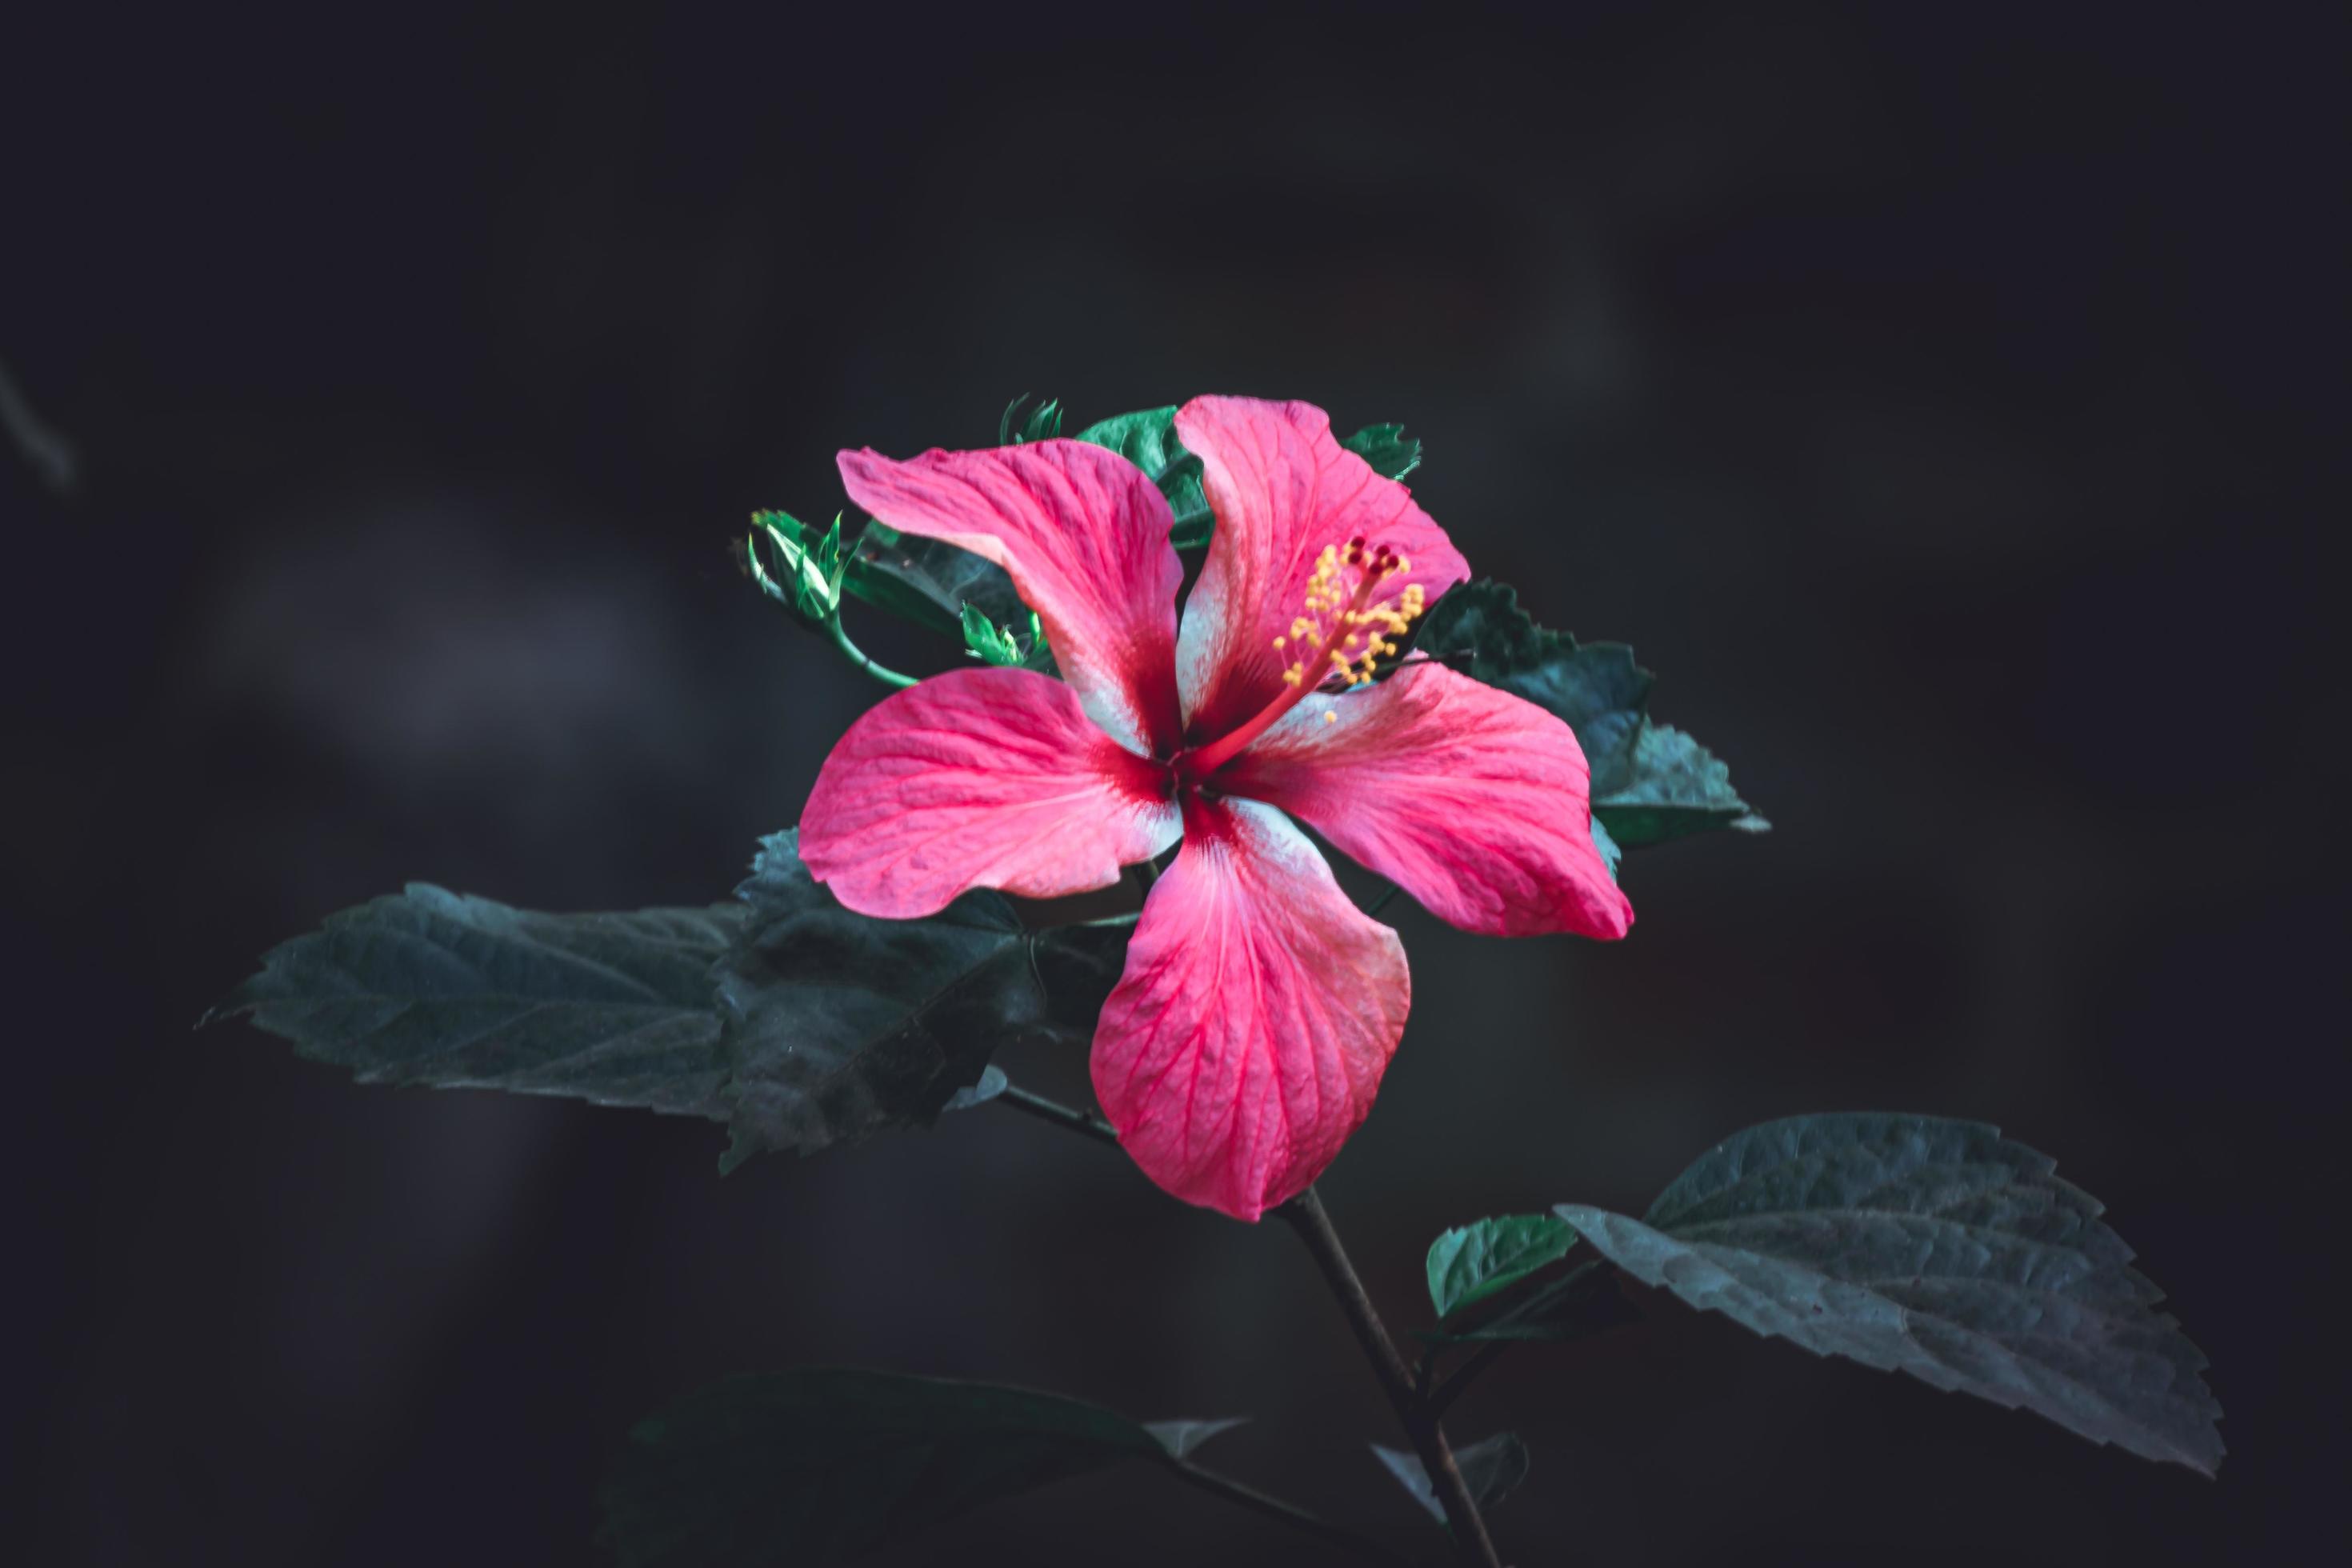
[1280,1189,1504,1568]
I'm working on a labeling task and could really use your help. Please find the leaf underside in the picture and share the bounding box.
[1558,1112,2223,1473]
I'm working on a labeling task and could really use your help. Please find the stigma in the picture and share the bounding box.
[1272,538,1426,691]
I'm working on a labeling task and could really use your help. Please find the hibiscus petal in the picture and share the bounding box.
[838,440,1184,756]
[1091,795,1409,1221]
[1218,663,1633,940]
[801,667,1180,918]
[1172,396,1470,743]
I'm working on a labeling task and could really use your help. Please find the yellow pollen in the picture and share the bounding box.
[1277,539,1428,690]
[1323,710,1338,725]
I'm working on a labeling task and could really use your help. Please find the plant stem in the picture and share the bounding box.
[1161,1457,1417,1566]
[1280,1190,1503,1568]
[824,614,919,689]
[1427,1342,1508,1419]
[995,1083,1122,1150]
[994,1084,1505,1564]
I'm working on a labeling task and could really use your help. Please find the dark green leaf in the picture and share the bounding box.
[1339,422,1422,481]
[714,831,1116,1170]
[209,868,1045,1164]
[1593,722,1770,848]
[842,518,1031,641]
[1143,1417,1250,1460]
[209,888,748,1118]
[1074,405,1213,547]
[602,1369,1174,1566]
[1414,578,1765,850]
[1370,1433,1530,1522]
[1429,1258,1640,1345]
[1426,1214,1578,1319]
[1558,1113,2223,1473]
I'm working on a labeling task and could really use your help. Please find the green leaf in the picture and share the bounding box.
[1339,422,1422,481]
[1078,407,1429,552]
[602,1369,1183,1566]
[1143,1417,1250,1460]
[1557,1113,2224,1473]
[1074,405,1214,547]
[714,831,1115,1170]
[1370,1433,1530,1522]
[1414,578,1765,850]
[1432,1256,1641,1345]
[1426,1214,1578,1319]
[1001,393,1064,444]
[209,889,749,1118]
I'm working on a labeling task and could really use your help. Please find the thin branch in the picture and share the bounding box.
[1160,1456,1418,1566]
[1280,1190,1504,1568]
[994,1085,1508,1563]
[1363,880,1403,920]
[994,1082,1122,1150]
[1427,1342,1508,1420]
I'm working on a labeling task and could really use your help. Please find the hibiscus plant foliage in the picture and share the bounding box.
[213,394,2220,1565]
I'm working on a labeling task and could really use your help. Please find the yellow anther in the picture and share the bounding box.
[1323,710,1338,724]
[1279,538,1431,694]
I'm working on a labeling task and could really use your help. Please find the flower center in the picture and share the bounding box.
[1174,538,1426,784]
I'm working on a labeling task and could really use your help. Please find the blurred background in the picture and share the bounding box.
[6,2,2340,1562]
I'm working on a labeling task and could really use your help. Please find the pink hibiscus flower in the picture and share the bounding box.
[802,396,1632,1220]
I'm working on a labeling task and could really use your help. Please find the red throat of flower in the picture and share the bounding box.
[1175,538,1428,786]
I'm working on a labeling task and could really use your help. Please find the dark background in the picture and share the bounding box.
[6,2,2341,1563]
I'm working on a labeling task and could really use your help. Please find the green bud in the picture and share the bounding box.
[747,510,845,623]
[959,602,1028,667]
